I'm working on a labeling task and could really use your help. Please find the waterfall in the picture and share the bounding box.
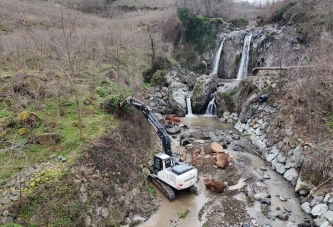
[204,93,217,116]
[202,37,225,115]
[185,91,197,118]
[212,37,225,75]
[236,34,252,80]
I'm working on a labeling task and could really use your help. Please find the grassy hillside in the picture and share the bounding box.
[0,0,171,226]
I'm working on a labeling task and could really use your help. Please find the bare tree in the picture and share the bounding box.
[49,10,87,140]
[148,25,157,67]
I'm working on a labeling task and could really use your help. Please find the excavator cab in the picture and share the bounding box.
[153,154,175,175]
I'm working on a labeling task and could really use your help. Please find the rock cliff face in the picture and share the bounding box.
[211,25,306,79]
[219,31,247,78]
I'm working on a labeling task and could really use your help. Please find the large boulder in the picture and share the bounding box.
[0,117,14,132]
[168,82,189,117]
[191,74,217,113]
[204,178,226,193]
[165,70,181,86]
[216,151,230,168]
[37,133,60,145]
[211,142,230,168]
[185,72,199,89]
[165,125,181,135]
[17,110,41,129]
[237,94,259,123]
[215,81,239,115]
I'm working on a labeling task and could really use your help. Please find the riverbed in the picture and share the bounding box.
[136,116,310,227]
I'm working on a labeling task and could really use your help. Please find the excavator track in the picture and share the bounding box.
[149,174,175,201]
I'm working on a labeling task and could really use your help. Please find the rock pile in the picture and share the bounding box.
[191,142,230,170]
[234,76,333,227]
[301,193,333,227]
[219,112,239,124]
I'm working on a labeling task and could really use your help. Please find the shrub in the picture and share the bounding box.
[150,70,166,86]
[96,87,105,97]
[142,56,172,83]
[228,16,249,29]
[106,94,132,116]
[221,91,235,112]
[177,9,223,54]
[272,2,295,22]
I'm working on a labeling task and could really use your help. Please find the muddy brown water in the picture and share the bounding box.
[180,115,233,131]
[139,179,208,227]
[228,147,310,227]
[133,116,309,227]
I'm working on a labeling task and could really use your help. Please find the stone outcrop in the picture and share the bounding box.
[219,30,247,78]
[168,81,189,117]
[191,74,217,113]
[17,110,41,129]
[164,70,182,86]
[185,72,199,89]
[215,81,239,114]
[212,25,306,79]
[37,133,61,145]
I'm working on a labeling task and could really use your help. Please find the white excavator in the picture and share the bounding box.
[120,96,198,201]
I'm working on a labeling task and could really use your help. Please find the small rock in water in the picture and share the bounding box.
[263,174,270,179]
[260,166,267,171]
[297,223,311,227]
[279,195,287,201]
[261,198,271,205]
[284,206,291,213]
[276,213,289,221]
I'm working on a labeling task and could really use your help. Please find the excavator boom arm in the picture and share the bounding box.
[120,96,172,157]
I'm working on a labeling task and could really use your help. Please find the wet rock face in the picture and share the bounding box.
[191,74,217,113]
[212,25,306,79]
[219,31,246,78]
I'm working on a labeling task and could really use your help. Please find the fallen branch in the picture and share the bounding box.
[248,149,265,160]
[308,176,333,198]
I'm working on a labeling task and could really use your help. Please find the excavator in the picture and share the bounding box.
[120,96,198,201]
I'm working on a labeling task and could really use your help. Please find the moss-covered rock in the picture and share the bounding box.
[0,117,14,132]
[18,128,26,135]
[17,110,41,129]
[37,133,60,145]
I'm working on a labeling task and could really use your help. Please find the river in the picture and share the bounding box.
[131,116,310,227]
